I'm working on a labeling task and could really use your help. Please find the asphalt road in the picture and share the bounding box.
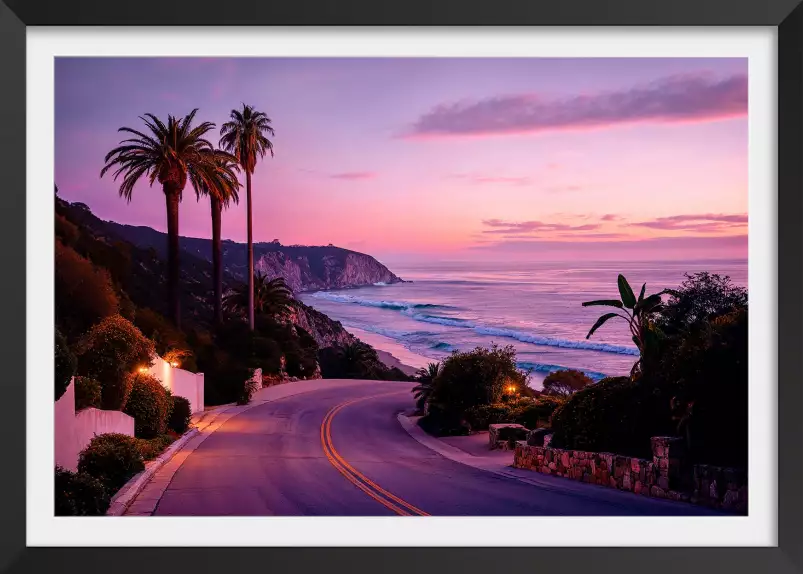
[152,381,720,516]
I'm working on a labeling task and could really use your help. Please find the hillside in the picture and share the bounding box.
[91,218,403,292]
[55,198,356,348]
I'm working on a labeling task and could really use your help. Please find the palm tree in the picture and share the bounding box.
[582,274,674,378]
[219,104,275,331]
[223,273,293,319]
[195,150,241,325]
[412,362,442,411]
[101,109,219,327]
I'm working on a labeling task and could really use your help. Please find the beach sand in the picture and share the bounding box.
[346,326,429,377]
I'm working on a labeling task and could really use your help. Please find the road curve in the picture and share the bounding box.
[152,381,719,516]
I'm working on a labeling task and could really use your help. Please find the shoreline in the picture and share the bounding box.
[346,326,429,377]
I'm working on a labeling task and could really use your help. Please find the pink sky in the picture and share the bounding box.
[55,57,747,264]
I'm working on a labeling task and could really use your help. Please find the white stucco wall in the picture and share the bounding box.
[54,379,135,472]
[146,355,205,414]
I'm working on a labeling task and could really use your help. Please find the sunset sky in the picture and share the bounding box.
[55,57,747,264]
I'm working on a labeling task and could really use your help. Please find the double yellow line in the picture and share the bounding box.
[320,393,429,516]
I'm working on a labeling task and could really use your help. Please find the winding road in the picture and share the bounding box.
[145,380,719,516]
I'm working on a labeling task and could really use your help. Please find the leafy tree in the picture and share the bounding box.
[541,369,593,397]
[219,104,275,331]
[412,362,442,411]
[582,274,672,378]
[656,272,747,335]
[101,109,223,328]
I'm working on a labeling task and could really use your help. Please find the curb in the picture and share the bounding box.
[107,426,201,516]
[110,379,394,515]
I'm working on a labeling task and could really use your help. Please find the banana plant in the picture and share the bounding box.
[582,274,675,357]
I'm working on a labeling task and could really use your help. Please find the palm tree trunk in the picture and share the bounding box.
[211,196,223,326]
[246,170,255,331]
[164,185,181,328]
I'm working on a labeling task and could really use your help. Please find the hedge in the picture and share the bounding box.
[123,373,171,439]
[55,466,110,516]
[55,329,76,401]
[167,396,192,434]
[77,433,145,493]
[74,376,101,411]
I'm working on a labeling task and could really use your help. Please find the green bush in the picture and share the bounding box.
[123,373,170,439]
[55,466,110,516]
[76,314,155,410]
[55,329,76,401]
[464,403,517,431]
[74,376,101,410]
[429,344,526,419]
[516,396,566,429]
[77,433,145,493]
[134,434,175,461]
[167,396,192,434]
[550,377,673,459]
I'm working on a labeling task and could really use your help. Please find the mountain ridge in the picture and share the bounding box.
[95,219,404,292]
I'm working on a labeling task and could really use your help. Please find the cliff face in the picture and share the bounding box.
[252,248,401,292]
[288,301,356,348]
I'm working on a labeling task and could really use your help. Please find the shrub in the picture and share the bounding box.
[77,433,145,493]
[74,376,101,410]
[55,466,110,516]
[516,396,565,429]
[238,369,259,405]
[135,308,196,371]
[135,434,175,461]
[550,377,673,459]
[55,240,120,338]
[542,369,593,397]
[123,373,171,438]
[167,396,192,434]
[464,403,517,431]
[429,344,525,420]
[55,329,76,401]
[76,315,155,410]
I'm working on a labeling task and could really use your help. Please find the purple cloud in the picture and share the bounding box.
[330,172,378,181]
[406,73,747,138]
[631,213,747,232]
[482,219,600,235]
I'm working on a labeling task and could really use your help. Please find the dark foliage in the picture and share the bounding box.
[74,376,102,411]
[76,315,154,410]
[55,240,120,340]
[318,341,409,381]
[515,396,566,429]
[167,396,192,434]
[77,433,145,493]
[55,466,110,516]
[550,376,673,458]
[542,369,593,397]
[55,328,76,401]
[134,434,176,461]
[123,373,171,438]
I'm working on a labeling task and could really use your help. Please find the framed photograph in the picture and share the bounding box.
[2,0,801,573]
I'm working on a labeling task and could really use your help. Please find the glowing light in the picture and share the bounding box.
[138,367,148,373]
[170,362,179,368]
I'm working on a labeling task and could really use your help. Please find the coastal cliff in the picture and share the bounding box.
[97,220,402,292]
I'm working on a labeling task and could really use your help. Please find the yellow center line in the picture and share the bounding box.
[320,392,430,517]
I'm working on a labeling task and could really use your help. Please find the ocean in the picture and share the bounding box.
[299,259,747,389]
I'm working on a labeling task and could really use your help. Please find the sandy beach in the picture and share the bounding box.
[346,326,429,377]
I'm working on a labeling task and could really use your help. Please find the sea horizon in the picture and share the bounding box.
[300,257,748,389]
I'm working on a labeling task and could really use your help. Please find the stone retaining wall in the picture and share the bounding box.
[513,436,746,514]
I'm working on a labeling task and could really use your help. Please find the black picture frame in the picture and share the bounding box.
[0,1,800,573]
